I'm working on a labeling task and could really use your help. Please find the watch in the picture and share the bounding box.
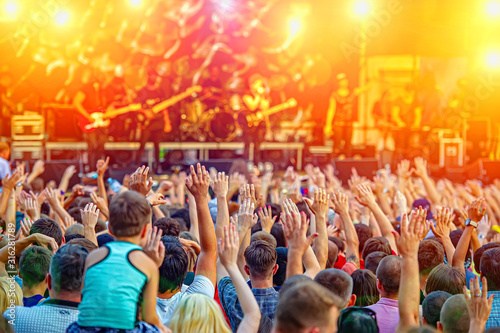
[465,219,478,228]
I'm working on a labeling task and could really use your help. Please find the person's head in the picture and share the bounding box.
[365,251,389,275]
[437,294,469,333]
[329,237,345,254]
[351,269,380,307]
[275,280,342,333]
[159,236,188,293]
[48,244,88,299]
[67,238,98,252]
[355,224,372,255]
[179,231,198,243]
[251,231,277,248]
[244,240,277,281]
[279,274,312,298]
[30,218,64,247]
[19,246,52,289]
[337,307,379,333]
[0,277,22,314]
[108,191,151,238]
[169,293,231,333]
[0,142,10,160]
[271,223,286,248]
[376,255,402,298]
[273,247,288,287]
[362,237,392,262]
[65,223,84,237]
[154,217,181,238]
[314,269,355,308]
[171,208,191,230]
[480,248,500,291]
[422,291,452,328]
[425,264,466,295]
[418,239,445,277]
[474,243,500,273]
[326,241,339,268]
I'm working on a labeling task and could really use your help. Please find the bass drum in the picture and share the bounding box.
[207,111,237,142]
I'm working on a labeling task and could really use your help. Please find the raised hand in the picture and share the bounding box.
[71,184,85,198]
[238,198,256,231]
[468,197,487,222]
[30,233,59,254]
[63,165,77,178]
[32,160,45,176]
[464,276,494,332]
[157,180,173,193]
[241,184,263,208]
[397,160,412,180]
[96,156,110,178]
[258,205,277,233]
[331,192,350,216]
[146,192,167,206]
[394,190,408,217]
[81,203,100,229]
[430,207,452,240]
[304,188,330,217]
[90,192,109,217]
[218,223,240,268]
[412,157,428,178]
[20,218,33,237]
[130,166,153,196]
[25,197,41,221]
[355,184,376,208]
[61,216,77,233]
[143,226,165,268]
[283,210,317,256]
[393,211,424,257]
[212,172,229,198]
[45,187,62,208]
[2,168,24,190]
[185,164,210,200]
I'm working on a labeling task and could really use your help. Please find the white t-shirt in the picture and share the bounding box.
[0,157,10,180]
[156,275,215,326]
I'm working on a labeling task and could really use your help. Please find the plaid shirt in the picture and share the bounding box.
[218,277,279,332]
[486,291,500,329]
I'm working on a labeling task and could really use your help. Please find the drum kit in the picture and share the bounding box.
[180,91,247,142]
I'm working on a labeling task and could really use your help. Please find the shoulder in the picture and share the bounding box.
[186,275,215,298]
[85,246,109,268]
[217,276,234,292]
[128,250,157,279]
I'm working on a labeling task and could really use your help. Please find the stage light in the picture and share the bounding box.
[353,0,371,18]
[55,10,70,26]
[486,51,500,68]
[290,18,301,36]
[4,1,19,17]
[486,1,500,17]
[130,0,142,7]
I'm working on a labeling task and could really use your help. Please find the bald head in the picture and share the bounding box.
[65,223,84,236]
[439,294,469,333]
[376,255,402,297]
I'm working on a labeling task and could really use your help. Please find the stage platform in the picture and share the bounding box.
[36,141,305,169]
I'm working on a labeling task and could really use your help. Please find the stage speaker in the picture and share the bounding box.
[333,158,380,185]
[29,160,82,189]
[466,159,500,184]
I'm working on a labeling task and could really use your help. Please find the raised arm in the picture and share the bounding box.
[96,157,110,208]
[395,209,427,330]
[284,199,318,279]
[356,184,397,253]
[0,169,23,218]
[45,187,72,224]
[219,223,261,333]
[465,276,494,333]
[412,157,442,206]
[304,188,329,270]
[430,207,456,264]
[212,172,230,245]
[332,192,360,268]
[26,160,45,184]
[452,198,486,274]
[186,164,217,286]
[58,165,77,193]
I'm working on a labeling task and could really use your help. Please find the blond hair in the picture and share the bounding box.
[169,294,231,333]
[0,277,23,314]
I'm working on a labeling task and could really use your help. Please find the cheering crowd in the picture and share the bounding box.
[1,141,500,333]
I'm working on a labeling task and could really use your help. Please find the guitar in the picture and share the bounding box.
[151,86,202,114]
[78,103,142,133]
[237,98,297,129]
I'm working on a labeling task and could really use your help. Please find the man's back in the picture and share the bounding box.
[486,291,500,329]
[219,276,279,331]
[366,298,400,333]
[4,300,79,333]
